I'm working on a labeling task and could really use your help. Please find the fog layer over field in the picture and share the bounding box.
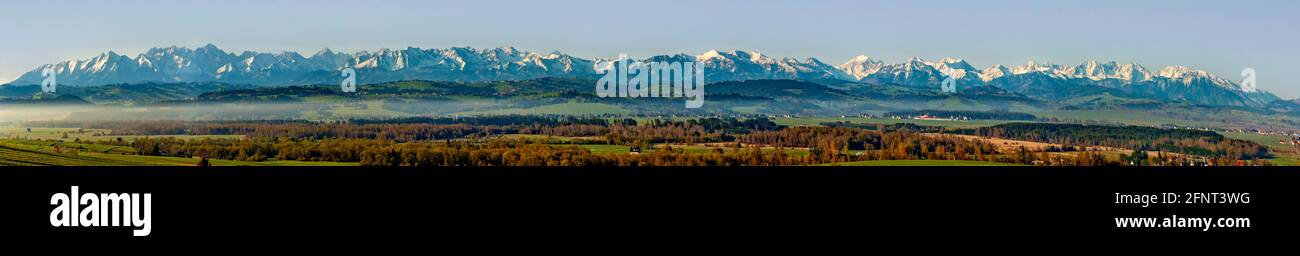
[0,101,493,123]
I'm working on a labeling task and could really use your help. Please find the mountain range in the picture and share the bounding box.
[3,44,1280,108]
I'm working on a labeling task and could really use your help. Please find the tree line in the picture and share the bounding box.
[98,126,1022,166]
[45,117,1276,166]
[955,123,1269,160]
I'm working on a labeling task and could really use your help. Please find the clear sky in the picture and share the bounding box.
[2,0,1297,97]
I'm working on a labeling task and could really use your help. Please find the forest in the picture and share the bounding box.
[96,128,1007,166]
[22,116,1275,167]
[957,123,1269,160]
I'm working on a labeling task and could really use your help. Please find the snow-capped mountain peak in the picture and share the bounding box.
[1156,65,1239,90]
[848,55,872,63]
[691,50,849,81]
[839,55,885,80]
[1062,60,1151,81]
[3,45,1275,106]
[1012,60,1059,74]
[698,50,724,61]
[935,57,977,75]
[980,65,1011,82]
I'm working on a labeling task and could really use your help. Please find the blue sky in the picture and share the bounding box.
[3,0,1298,97]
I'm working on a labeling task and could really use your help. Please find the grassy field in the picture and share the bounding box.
[496,134,602,143]
[1,127,243,142]
[0,143,137,166]
[0,127,110,141]
[0,139,133,154]
[1221,131,1300,166]
[1027,109,1217,127]
[1222,132,1291,148]
[656,144,811,157]
[728,106,763,114]
[83,135,245,142]
[578,144,635,154]
[819,160,1026,166]
[0,139,356,167]
[497,134,559,140]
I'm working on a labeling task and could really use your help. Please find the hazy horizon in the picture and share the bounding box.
[3,0,1297,97]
